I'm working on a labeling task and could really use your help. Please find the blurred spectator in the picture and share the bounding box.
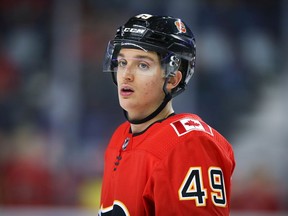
[240,29,278,78]
[0,50,20,98]
[0,44,21,132]
[231,167,285,211]
[0,125,54,205]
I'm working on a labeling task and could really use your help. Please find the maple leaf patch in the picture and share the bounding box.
[171,118,213,137]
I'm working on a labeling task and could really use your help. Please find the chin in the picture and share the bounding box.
[119,101,135,112]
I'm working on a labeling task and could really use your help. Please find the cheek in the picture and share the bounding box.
[142,79,164,97]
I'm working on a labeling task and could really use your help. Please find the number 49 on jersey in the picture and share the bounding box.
[178,167,227,207]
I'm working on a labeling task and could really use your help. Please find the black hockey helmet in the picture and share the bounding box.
[103,13,196,97]
[103,14,196,124]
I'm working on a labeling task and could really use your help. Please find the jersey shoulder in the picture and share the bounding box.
[139,114,211,157]
[143,113,233,162]
[169,113,235,167]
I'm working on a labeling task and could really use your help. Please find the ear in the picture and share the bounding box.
[166,71,182,91]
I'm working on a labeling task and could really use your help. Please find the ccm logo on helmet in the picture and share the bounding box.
[123,28,145,34]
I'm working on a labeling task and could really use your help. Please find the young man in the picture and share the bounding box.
[99,14,235,215]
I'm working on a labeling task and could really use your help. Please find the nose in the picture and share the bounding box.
[121,65,134,81]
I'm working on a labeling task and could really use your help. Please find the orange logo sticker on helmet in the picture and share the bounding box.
[175,20,187,33]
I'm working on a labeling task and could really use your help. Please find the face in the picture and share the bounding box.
[116,48,166,120]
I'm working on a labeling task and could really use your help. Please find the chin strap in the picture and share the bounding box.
[123,79,172,124]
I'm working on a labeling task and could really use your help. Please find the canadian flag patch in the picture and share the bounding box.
[171,118,213,137]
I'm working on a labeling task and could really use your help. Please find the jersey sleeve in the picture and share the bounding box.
[142,132,235,216]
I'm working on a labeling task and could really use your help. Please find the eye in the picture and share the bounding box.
[138,62,149,70]
[118,59,127,68]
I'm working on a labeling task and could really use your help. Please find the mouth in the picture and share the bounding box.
[120,85,134,96]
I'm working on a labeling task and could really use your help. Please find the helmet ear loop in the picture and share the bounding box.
[163,55,181,97]
[169,55,180,76]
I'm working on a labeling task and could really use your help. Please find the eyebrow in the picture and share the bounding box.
[118,53,157,63]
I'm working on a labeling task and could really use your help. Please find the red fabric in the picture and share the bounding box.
[99,113,235,215]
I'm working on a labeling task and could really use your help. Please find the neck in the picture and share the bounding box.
[130,103,174,134]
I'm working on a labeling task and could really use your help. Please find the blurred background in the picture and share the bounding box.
[0,0,287,215]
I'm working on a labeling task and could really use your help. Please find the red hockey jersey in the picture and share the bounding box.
[99,113,235,215]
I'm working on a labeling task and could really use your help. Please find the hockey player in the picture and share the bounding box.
[99,13,235,215]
